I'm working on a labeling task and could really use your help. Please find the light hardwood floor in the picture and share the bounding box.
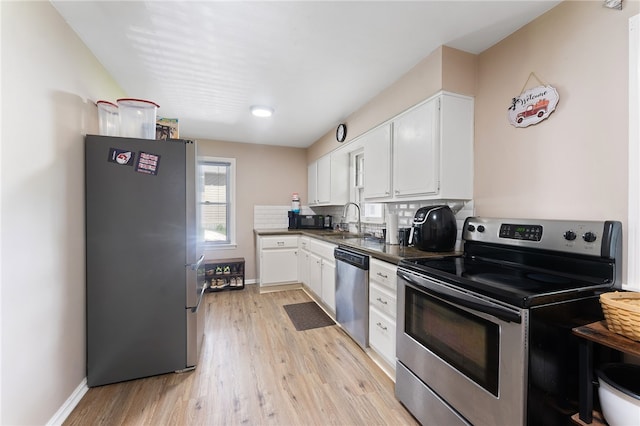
[64,285,418,425]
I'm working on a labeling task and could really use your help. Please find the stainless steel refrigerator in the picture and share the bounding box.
[85,134,205,387]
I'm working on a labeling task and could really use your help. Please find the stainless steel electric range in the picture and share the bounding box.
[395,217,622,426]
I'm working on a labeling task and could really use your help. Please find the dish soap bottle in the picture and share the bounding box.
[291,192,300,213]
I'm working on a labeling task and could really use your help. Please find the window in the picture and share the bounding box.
[199,157,236,246]
[354,151,365,189]
[349,149,385,223]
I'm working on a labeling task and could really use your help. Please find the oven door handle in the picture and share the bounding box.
[398,269,522,324]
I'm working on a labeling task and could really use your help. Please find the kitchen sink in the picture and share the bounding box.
[338,237,386,253]
[330,234,362,240]
[355,239,386,252]
[325,233,383,242]
[319,232,387,253]
[319,232,362,240]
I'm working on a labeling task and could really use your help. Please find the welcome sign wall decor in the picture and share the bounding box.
[508,73,559,128]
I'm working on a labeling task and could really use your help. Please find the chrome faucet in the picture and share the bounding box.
[342,202,361,235]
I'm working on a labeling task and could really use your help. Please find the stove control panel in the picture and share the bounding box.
[499,224,543,241]
[463,217,622,258]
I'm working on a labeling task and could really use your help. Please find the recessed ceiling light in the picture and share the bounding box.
[250,105,274,117]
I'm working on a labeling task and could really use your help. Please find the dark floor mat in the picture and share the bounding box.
[283,302,335,331]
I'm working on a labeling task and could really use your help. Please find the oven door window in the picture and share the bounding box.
[405,286,500,396]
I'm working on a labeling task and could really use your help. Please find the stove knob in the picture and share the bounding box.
[563,230,577,241]
[477,225,486,233]
[467,224,476,232]
[583,232,597,243]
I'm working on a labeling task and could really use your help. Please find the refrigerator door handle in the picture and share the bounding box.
[191,282,207,313]
[187,254,205,270]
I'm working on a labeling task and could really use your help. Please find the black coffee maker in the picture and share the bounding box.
[408,205,457,251]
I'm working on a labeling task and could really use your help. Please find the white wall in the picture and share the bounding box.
[0,2,124,424]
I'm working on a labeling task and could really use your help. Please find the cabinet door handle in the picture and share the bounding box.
[377,272,388,279]
[277,241,285,246]
[376,297,388,305]
[376,322,388,331]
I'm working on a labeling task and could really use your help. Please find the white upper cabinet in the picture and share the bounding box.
[363,123,392,199]
[308,149,349,206]
[434,92,474,200]
[393,98,439,198]
[363,91,474,202]
[316,155,332,204]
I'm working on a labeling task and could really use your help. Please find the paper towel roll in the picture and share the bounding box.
[386,213,399,245]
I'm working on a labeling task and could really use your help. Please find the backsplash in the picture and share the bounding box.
[253,205,317,229]
[389,200,474,251]
[255,201,475,250]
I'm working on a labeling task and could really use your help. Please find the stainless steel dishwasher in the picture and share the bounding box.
[334,246,370,349]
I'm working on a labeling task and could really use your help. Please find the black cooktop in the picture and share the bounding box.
[398,217,621,308]
[398,217,622,308]
[400,254,615,308]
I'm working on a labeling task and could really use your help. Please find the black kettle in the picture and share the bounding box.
[408,205,457,251]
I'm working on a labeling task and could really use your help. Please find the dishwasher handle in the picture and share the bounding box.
[334,247,369,269]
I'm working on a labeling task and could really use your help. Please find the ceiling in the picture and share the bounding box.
[51,1,561,148]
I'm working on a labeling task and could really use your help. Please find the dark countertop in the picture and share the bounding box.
[254,228,459,264]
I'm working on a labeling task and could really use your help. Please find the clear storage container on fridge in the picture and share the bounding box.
[96,100,119,136]
[117,98,159,139]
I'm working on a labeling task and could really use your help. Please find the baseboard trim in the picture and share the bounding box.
[259,282,302,293]
[300,286,337,321]
[366,348,396,382]
[46,378,88,426]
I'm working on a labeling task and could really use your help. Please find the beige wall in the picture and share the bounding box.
[308,0,637,236]
[307,46,477,162]
[1,2,126,424]
[442,46,478,97]
[475,0,637,221]
[197,140,307,280]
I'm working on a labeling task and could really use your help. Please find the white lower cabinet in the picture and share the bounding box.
[369,307,396,367]
[368,258,398,369]
[258,235,299,287]
[306,239,337,313]
[298,237,310,287]
[321,257,336,312]
[370,283,396,318]
[308,252,322,297]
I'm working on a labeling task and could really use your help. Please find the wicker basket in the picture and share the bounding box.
[600,292,640,341]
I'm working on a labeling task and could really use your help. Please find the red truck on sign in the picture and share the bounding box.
[516,99,550,123]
